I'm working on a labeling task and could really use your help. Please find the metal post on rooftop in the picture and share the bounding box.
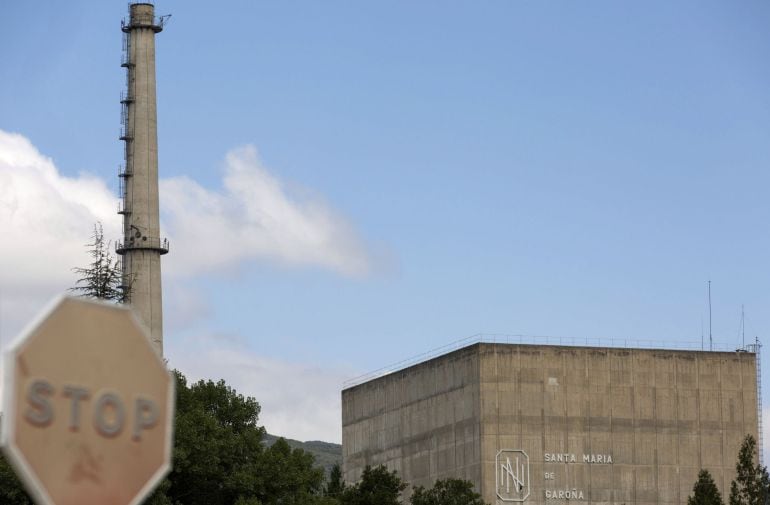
[708,280,712,351]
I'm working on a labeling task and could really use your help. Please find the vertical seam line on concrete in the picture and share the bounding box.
[562,348,569,503]
[739,356,744,455]
[674,352,681,505]
[610,351,620,503]
[719,356,725,497]
[494,343,500,500]
[476,346,482,491]
[696,355,702,472]
[517,345,522,503]
[652,352,658,505]
[587,351,592,505]
[632,353,638,505]
[540,347,545,503]
[433,361,437,481]
[604,350,608,505]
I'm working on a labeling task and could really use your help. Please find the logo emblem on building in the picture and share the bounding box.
[496,449,530,502]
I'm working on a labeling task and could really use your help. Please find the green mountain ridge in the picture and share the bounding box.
[264,433,342,476]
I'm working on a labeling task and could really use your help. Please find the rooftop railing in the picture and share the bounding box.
[342,333,741,389]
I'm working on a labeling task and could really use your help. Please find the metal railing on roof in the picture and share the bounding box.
[342,333,737,389]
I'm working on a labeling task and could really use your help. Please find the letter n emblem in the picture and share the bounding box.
[496,449,530,502]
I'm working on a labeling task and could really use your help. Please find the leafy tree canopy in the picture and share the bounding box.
[410,478,487,505]
[729,435,770,505]
[0,455,32,505]
[689,469,724,505]
[340,465,406,505]
[144,370,327,504]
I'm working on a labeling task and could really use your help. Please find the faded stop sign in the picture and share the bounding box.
[1,296,175,505]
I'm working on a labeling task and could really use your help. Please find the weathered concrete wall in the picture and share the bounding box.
[342,344,758,505]
[479,344,757,505]
[342,344,483,492]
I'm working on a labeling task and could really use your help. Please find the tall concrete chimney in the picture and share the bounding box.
[117,3,168,356]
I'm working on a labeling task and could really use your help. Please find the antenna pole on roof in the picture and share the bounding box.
[701,318,704,351]
[741,304,745,349]
[708,280,712,351]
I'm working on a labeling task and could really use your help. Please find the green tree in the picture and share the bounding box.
[0,455,32,505]
[325,463,346,498]
[688,469,724,505]
[70,222,125,301]
[234,498,264,505]
[340,465,406,505]
[1,368,330,505]
[0,225,127,503]
[256,437,326,504]
[159,371,266,504]
[315,498,342,505]
[146,370,328,505]
[410,478,487,505]
[729,435,770,505]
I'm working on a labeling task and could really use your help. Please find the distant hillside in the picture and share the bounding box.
[264,433,342,476]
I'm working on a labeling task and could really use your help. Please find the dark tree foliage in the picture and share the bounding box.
[144,370,326,505]
[325,463,346,498]
[70,222,125,301]
[410,478,488,505]
[729,435,770,505]
[0,455,32,504]
[0,370,327,505]
[257,437,326,504]
[340,465,406,505]
[688,469,724,505]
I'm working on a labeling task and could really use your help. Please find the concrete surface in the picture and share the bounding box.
[342,343,758,505]
[119,2,165,356]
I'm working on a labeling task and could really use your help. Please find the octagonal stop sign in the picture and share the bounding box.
[1,296,174,505]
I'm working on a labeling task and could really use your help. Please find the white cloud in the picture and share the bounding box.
[161,145,372,278]
[0,131,374,338]
[0,130,119,339]
[167,334,351,443]
[163,282,212,332]
[0,131,368,442]
[0,130,370,441]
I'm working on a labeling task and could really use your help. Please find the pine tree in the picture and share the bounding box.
[688,469,724,505]
[729,435,770,505]
[70,222,125,301]
[325,463,346,497]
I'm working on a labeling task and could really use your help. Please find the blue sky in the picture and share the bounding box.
[2,1,770,443]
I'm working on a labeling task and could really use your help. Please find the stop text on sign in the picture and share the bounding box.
[24,378,160,441]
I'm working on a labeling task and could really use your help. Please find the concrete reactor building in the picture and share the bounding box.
[342,342,760,505]
[116,2,169,356]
